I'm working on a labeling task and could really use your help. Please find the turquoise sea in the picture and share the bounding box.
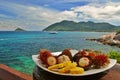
[0,31,120,75]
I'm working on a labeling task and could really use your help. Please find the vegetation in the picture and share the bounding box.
[43,20,120,32]
[108,51,120,63]
[116,30,120,34]
[15,28,25,31]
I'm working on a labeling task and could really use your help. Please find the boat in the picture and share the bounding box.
[49,31,58,34]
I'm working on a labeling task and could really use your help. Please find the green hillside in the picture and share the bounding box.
[15,28,25,31]
[43,20,120,32]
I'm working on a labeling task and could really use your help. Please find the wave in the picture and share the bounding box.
[0,38,7,40]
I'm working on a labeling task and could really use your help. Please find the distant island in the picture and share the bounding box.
[15,28,25,31]
[43,20,120,32]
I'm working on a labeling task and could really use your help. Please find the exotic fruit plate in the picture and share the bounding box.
[32,49,117,76]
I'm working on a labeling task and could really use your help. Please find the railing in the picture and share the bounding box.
[0,64,32,80]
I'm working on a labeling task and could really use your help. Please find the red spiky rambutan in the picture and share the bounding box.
[93,54,110,68]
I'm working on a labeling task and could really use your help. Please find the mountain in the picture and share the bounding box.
[43,20,120,32]
[15,28,25,31]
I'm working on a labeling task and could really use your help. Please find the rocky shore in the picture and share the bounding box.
[86,33,120,48]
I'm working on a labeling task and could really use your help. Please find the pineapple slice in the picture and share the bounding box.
[70,67,84,74]
[48,61,71,70]
[58,62,77,73]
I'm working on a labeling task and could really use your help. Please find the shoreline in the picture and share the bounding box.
[86,33,120,48]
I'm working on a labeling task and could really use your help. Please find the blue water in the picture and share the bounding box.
[0,31,120,75]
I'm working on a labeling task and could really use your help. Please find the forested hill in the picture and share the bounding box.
[15,28,25,31]
[43,20,120,32]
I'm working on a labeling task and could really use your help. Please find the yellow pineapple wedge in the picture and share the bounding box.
[70,67,84,74]
[48,61,71,70]
[58,62,77,73]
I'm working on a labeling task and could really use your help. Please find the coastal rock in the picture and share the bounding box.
[86,33,120,48]
[100,33,115,40]
[114,34,120,41]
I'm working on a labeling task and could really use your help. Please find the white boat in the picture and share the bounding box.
[49,31,58,34]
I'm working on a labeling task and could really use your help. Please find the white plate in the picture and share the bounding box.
[32,50,117,76]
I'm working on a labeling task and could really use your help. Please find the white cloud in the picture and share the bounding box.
[71,2,120,24]
[0,1,120,31]
[0,1,78,30]
[0,19,19,31]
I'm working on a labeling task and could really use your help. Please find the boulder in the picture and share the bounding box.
[86,33,120,48]
[100,33,116,41]
[113,34,120,41]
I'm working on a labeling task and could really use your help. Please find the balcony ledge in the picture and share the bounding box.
[0,64,32,80]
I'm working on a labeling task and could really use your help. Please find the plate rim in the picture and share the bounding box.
[32,51,117,76]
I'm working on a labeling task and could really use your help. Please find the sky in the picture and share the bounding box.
[0,0,120,31]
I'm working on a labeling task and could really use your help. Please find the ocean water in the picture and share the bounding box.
[0,31,120,75]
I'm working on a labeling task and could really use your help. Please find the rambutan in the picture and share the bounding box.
[93,54,110,68]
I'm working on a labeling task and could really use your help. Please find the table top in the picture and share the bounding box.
[33,64,120,80]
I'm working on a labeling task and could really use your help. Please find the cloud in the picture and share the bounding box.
[0,0,120,31]
[0,2,58,30]
[0,1,78,31]
[71,2,120,24]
